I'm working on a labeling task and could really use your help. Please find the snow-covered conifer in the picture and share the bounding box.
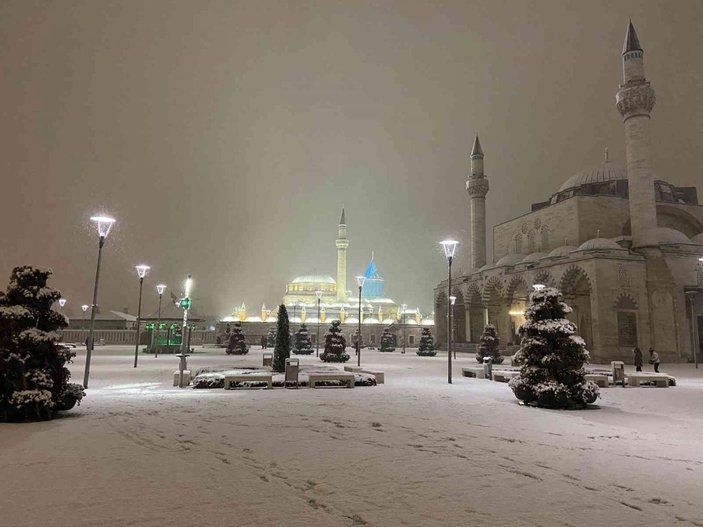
[226,322,249,355]
[416,327,436,356]
[476,324,503,364]
[320,320,349,362]
[379,327,395,352]
[272,305,290,372]
[293,323,313,355]
[509,287,598,409]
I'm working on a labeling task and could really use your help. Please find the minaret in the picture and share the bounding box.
[466,135,489,269]
[616,21,658,247]
[335,207,348,302]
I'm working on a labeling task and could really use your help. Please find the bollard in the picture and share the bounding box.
[176,352,190,388]
[483,356,493,380]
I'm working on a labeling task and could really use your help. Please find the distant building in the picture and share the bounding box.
[434,22,703,362]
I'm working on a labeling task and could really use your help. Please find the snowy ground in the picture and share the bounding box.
[2,346,702,527]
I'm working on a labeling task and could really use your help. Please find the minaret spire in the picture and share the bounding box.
[616,20,658,247]
[335,207,349,301]
[467,134,489,270]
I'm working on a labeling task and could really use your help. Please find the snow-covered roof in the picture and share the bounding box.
[547,245,578,258]
[421,319,435,326]
[558,160,626,192]
[576,237,625,252]
[363,318,380,324]
[290,275,336,285]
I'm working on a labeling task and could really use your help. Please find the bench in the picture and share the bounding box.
[344,366,385,384]
[492,371,519,383]
[585,374,609,388]
[172,370,191,386]
[461,367,485,379]
[308,372,355,388]
[627,373,670,388]
[224,373,273,390]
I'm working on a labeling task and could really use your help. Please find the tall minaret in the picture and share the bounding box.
[335,207,348,302]
[616,21,658,247]
[466,135,489,270]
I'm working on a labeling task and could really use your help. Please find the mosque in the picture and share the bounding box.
[434,22,703,363]
[221,209,433,347]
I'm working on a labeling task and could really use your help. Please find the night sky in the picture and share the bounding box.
[1,0,702,319]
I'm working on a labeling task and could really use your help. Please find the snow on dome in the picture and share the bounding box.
[547,245,578,258]
[691,233,703,245]
[363,317,380,324]
[522,252,548,263]
[290,275,336,284]
[221,316,236,322]
[244,316,262,322]
[265,316,277,322]
[558,160,627,192]
[576,238,625,251]
[382,318,396,325]
[495,254,524,267]
[346,317,359,324]
[638,227,692,246]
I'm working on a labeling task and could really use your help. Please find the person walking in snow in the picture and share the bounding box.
[649,347,660,373]
[260,334,267,349]
[633,347,643,372]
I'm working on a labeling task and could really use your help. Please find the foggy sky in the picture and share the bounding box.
[2,0,702,320]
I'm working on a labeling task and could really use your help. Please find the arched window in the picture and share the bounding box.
[514,234,523,254]
[615,295,638,348]
[527,231,535,253]
[540,227,550,251]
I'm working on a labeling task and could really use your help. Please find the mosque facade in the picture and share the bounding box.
[434,22,703,363]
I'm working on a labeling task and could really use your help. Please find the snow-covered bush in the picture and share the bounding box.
[509,287,599,409]
[416,327,436,356]
[476,324,503,364]
[0,266,84,421]
[379,327,395,352]
[226,322,249,355]
[320,320,349,362]
[272,305,291,372]
[265,326,276,348]
[293,324,314,355]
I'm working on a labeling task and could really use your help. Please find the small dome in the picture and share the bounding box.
[265,316,277,322]
[346,317,359,324]
[558,160,627,192]
[363,317,380,324]
[577,238,625,251]
[382,318,396,325]
[522,252,548,263]
[691,233,703,244]
[495,254,524,267]
[547,245,578,258]
[638,227,691,246]
[290,275,336,284]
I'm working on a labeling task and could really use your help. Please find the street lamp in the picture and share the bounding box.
[533,283,546,291]
[450,296,456,359]
[81,304,89,313]
[133,264,150,368]
[356,275,365,367]
[180,275,193,353]
[401,303,408,354]
[84,214,116,389]
[154,284,166,358]
[440,239,458,384]
[315,290,322,357]
[58,298,67,308]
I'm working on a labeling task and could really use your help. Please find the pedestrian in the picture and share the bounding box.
[260,334,267,349]
[633,346,643,372]
[649,347,660,373]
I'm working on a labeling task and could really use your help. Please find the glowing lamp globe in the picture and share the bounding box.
[81,304,89,312]
[440,240,459,260]
[449,296,456,306]
[156,284,167,295]
[315,290,323,300]
[135,265,150,279]
[533,283,546,291]
[90,215,116,239]
[58,298,67,308]
[356,275,366,288]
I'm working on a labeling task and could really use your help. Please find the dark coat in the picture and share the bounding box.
[633,348,643,368]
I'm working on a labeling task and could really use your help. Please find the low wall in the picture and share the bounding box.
[60,329,217,346]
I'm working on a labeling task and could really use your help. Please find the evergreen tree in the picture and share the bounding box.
[416,327,436,356]
[509,287,599,409]
[226,322,249,355]
[0,266,84,422]
[293,323,314,355]
[379,327,395,352]
[272,304,290,372]
[266,326,276,348]
[475,324,503,364]
[320,320,349,362]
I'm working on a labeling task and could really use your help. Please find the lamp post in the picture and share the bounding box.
[356,276,365,367]
[133,265,150,368]
[83,215,115,389]
[154,284,166,358]
[315,290,322,357]
[401,303,407,354]
[440,240,458,384]
[291,300,298,333]
[449,296,456,359]
[180,275,193,353]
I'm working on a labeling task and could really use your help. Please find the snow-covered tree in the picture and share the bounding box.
[416,327,436,356]
[293,323,313,355]
[475,324,503,364]
[320,320,349,362]
[0,266,84,422]
[272,305,290,372]
[225,322,249,355]
[379,327,395,352]
[266,326,276,348]
[509,287,599,409]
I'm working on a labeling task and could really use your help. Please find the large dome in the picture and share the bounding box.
[558,160,627,192]
[290,275,336,285]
